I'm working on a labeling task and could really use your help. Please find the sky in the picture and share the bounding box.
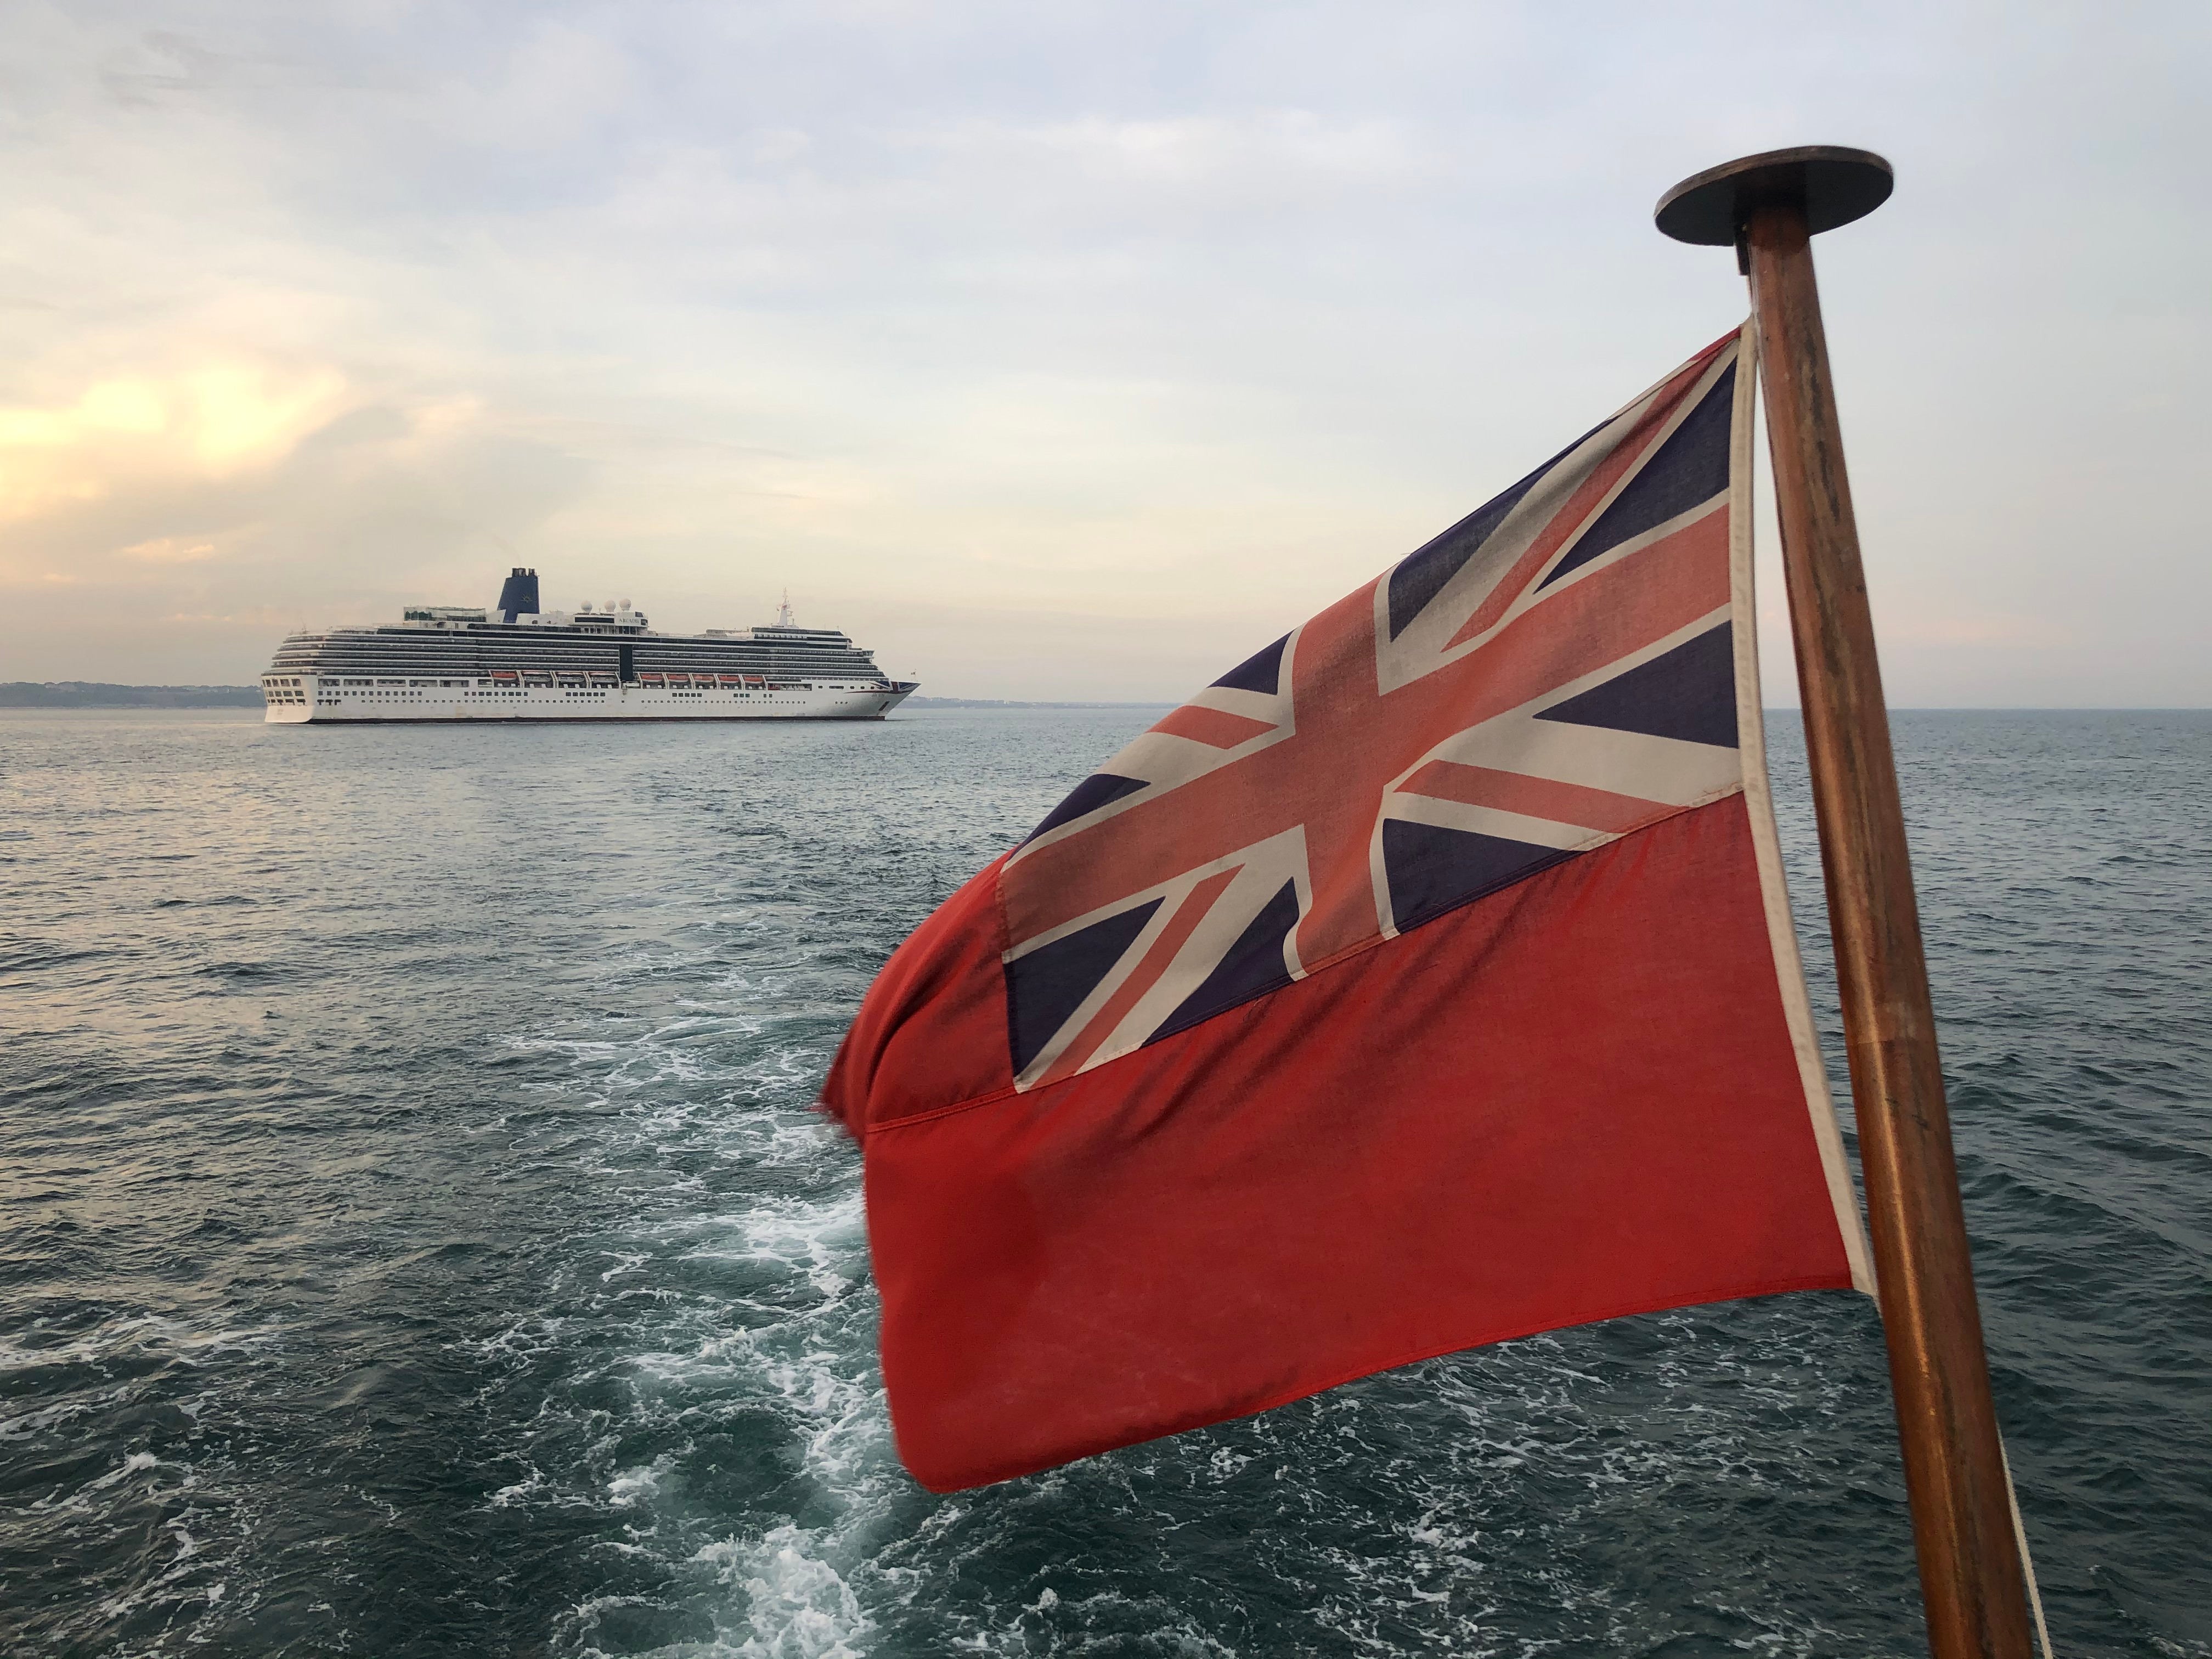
[2,1,2204,703]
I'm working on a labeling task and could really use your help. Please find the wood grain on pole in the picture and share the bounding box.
[1744,199,2032,1659]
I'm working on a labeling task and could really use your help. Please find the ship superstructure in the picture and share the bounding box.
[260,569,917,723]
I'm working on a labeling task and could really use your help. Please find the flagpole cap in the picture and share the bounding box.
[1654,146,1893,245]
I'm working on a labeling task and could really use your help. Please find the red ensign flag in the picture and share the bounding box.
[823,328,1873,1493]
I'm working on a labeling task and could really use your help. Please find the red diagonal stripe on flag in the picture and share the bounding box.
[1152,706,1279,749]
[1444,347,1724,651]
[1032,865,1242,1086]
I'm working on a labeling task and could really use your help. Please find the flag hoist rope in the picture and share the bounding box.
[2002,1438,2056,1659]
[1659,147,2041,1659]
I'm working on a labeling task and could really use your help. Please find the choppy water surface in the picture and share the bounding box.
[3,707,2207,1658]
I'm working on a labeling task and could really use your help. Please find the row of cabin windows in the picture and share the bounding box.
[288,669,871,680]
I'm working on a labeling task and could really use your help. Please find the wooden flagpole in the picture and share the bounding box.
[1656,148,2033,1659]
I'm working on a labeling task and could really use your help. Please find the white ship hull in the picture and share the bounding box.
[262,675,913,724]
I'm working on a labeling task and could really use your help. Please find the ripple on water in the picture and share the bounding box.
[1,707,2207,1657]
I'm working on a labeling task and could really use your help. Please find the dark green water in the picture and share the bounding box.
[3,707,2206,1657]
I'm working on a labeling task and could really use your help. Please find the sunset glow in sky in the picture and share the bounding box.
[4,3,2204,702]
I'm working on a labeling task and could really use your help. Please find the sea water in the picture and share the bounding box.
[2,707,2206,1657]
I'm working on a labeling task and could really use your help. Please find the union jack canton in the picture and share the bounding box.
[1000,330,1751,1091]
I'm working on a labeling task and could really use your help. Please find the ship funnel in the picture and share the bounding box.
[495,567,539,620]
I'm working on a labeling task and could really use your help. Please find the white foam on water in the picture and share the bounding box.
[0,1393,119,1440]
[489,1465,548,1509]
[0,1314,281,1376]
[974,1589,1242,1658]
[490,990,909,1659]
[696,1525,870,1659]
[668,1189,898,1659]
[608,1458,672,1509]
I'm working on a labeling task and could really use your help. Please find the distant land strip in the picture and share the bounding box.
[2,682,265,708]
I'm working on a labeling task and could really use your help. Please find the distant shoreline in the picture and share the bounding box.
[2,682,266,708]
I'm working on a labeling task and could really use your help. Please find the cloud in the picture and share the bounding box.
[120,536,218,562]
[0,1,2202,704]
[0,360,349,533]
[900,110,1429,202]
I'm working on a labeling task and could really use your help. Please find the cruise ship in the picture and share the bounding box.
[259,569,917,723]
